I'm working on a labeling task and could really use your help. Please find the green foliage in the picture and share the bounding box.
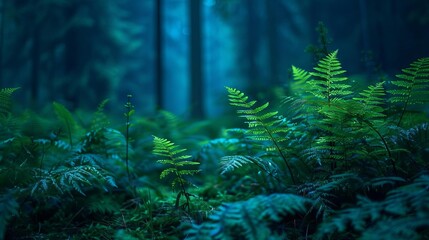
[31,165,116,196]
[287,51,402,174]
[0,88,20,117]
[0,88,21,142]
[1,37,428,239]
[225,86,296,184]
[290,65,312,96]
[305,21,333,62]
[388,57,429,126]
[86,194,121,215]
[223,52,428,239]
[307,50,352,103]
[53,101,79,147]
[316,174,429,239]
[91,99,111,131]
[153,136,200,211]
[186,194,313,240]
[220,155,278,176]
[353,81,387,123]
[0,192,18,240]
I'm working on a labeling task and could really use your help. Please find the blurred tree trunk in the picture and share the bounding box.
[246,0,259,85]
[265,0,279,85]
[0,0,4,87]
[155,0,164,110]
[31,28,40,104]
[189,0,204,118]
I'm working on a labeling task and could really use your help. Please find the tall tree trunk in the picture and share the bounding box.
[246,0,259,85]
[155,0,164,110]
[0,0,5,87]
[31,28,40,105]
[265,0,279,85]
[189,0,204,118]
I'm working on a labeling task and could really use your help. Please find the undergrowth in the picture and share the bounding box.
[1,50,428,239]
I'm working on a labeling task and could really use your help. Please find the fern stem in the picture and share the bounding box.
[397,92,411,127]
[363,120,397,176]
[174,169,191,212]
[66,121,73,147]
[124,94,134,193]
[247,156,283,184]
[125,100,130,181]
[264,126,297,184]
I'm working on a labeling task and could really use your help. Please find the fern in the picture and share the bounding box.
[185,194,313,240]
[0,88,21,141]
[226,86,296,184]
[353,81,386,121]
[53,102,79,147]
[291,65,312,96]
[316,174,429,239]
[308,50,352,104]
[298,173,363,219]
[392,123,429,173]
[292,51,355,171]
[0,191,19,240]
[90,99,110,131]
[220,155,282,186]
[388,57,429,126]
[0,87,19,118]
[152,136,200,212]
[31,165,116,196]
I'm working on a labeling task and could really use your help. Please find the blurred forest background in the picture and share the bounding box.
[1,0,429,118]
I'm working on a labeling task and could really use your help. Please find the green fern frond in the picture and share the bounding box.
[308,50,352,104]
[291,65,312,96]
[388,57,429,126]
[226,87,296,184]
[0,87,20,118]
[153,136,199,182]
[91,99,110,131]
[153,136,200,211]
[53,102,79,147]
[186,194,313,240]
[316,174,429,239]
[31,165,116,196]
[220,155,281,183]
[353,81,386,120]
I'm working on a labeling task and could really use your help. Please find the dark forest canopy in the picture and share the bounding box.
[0,0,428,118]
